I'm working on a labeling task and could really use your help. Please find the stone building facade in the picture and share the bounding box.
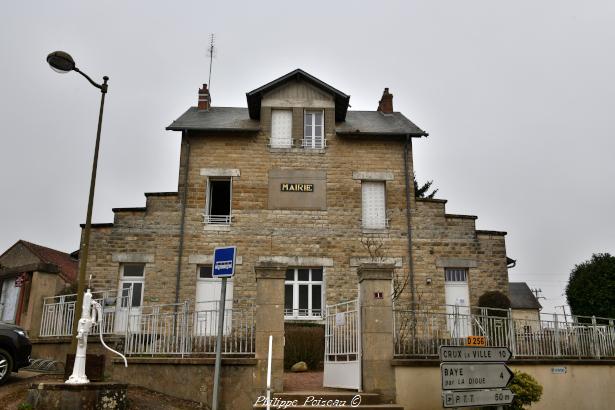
[84,69,510,320]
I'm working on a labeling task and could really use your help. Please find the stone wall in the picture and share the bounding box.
[83,108,509,314]
[394,360,615,410]
[110,358,256,410]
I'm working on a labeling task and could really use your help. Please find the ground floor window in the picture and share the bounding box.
[284,267,323,319]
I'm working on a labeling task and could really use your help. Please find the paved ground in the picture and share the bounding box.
[283,371,324,391]
[0,371,204,409]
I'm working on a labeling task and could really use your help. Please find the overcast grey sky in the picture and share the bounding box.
[2,1,614,313]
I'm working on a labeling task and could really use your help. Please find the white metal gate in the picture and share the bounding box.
[323,299,361,390]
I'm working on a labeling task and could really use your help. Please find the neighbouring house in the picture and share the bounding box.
[0,240,77,336]
[509,281,542,324]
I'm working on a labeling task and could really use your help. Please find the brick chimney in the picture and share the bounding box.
[198,84,211,110]
[377,87,393,114]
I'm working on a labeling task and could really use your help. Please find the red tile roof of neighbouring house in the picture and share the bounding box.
[19,240,78,283]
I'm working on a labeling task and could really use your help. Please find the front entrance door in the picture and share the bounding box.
[195,266,233,336]
[323,299,361,390]
[0,277,20,323]
[444,268,471,338]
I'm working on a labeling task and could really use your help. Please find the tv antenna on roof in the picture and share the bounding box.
[208,34,216,92]
[531,287,546,300]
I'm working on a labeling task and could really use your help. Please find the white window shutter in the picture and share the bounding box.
[271,110,292,148]
[362,181,386,229]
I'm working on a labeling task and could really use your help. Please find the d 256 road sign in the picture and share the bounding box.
[212,246,237,278]
[440,346,512,362]
[441,363,514,390]
[443,388,514,408]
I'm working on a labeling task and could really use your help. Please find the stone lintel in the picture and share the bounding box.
[357,263,395,282]
[254,262,288,280]
[350,257,402,268]
[111,253,155,263]
[200,168,241,177]
[257,256,333,267]
[352,171,394,181]
[435,258,478,268]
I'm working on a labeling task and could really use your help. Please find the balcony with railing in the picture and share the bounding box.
[39,290,255,357]
[40,289,122,337]
[394,304,615,360]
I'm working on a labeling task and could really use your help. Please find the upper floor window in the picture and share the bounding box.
[362,181,387,229]
[304,110,324,149]
[206,178,232,225]
[271,109,293,148]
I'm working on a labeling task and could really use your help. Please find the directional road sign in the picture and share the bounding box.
[439,346,512,362]
[212,246,237,278]
[443,388,514,408]
[441,363,514,390]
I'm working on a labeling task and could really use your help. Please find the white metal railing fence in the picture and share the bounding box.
[324,300,360,362]
[40,289,124,337]
[203,214,232,225]
[40,292,255,357]
[394,304,615,359]
[122,300,255,357]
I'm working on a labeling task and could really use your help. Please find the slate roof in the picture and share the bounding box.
[167,69,427,136]
[167,107,425,136]
[166,107,260,132]
[336,111,426,136]
[509,282,542,310]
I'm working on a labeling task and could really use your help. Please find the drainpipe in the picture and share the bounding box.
[403,135,416,310]
[175,131,190,309]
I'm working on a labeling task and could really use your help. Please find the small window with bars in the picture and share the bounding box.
[444,268,468,282]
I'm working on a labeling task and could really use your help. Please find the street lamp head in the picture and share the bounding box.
[46,51,76,73]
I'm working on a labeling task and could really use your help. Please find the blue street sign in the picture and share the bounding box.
[212,246,236,278]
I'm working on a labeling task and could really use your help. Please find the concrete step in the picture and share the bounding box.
[253,391,404,409]
[274,392,382,404]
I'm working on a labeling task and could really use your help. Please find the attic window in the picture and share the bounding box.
[303,110,325,149]
[271,109,293,148]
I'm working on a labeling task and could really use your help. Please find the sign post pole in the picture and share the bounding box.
[210,245,236,410]
[212,277,227,410]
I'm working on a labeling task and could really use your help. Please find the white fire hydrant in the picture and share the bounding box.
[66,289,127,384]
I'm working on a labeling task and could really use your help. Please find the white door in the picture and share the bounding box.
[0,278,20,323]
[323,299,361,390]
[114,264,145,333]
[444,268,471,338]
[195,266,233,336]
